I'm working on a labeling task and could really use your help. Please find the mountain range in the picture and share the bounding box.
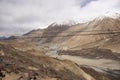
[0,14,120,80]
[23,14,120,52]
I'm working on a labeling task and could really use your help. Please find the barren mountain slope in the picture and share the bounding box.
[61,17,120,49]
[0,41,120,80]
[0,42,96,80]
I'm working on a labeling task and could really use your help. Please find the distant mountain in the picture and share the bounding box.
[23,14,120,52]
[0,36,7,40]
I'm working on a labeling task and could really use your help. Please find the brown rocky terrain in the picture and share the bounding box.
[0,43,95,80]
[59,47,120,60]
[0,41,120,80]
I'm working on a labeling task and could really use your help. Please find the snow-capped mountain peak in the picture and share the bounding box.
[104,12,120,18]
[94,12,120,21]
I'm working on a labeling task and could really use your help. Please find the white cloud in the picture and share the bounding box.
[0,0,120,36]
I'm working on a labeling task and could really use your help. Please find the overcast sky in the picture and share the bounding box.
[0,0,120,36]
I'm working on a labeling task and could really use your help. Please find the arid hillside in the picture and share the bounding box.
[0,42,120,80]
[0,42,95,80]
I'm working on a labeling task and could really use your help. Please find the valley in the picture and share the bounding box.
[0,15,120,80]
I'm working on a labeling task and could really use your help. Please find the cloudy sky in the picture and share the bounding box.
[0,0,120,36]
